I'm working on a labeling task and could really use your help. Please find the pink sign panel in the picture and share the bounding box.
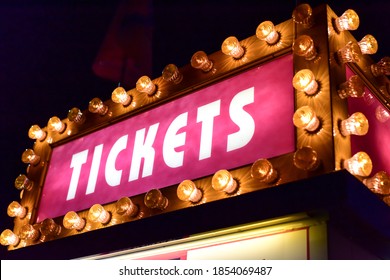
[37,55,295,221]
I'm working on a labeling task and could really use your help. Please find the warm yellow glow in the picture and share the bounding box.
[256,21,280,45]
[136,76,157,95]
[292,3,313,28]
[162,64,183,84]
[292,35,317,60]
[40,218,61,237]
[211,169,238,194]
[88,204,111,224]
[19,224,40,241]
[375,106,390,123]
[292,69,318,95]
[63,211,86,230]
[363,171,390,195]
[358,35,378,55]
[116,197,138,217]
[293,106,320,132]
[293,146,320,171]
[334,9,360,32]
[344,151,373,177]
[221,36,245,59]
[0,229,19,246]
[47,116,65,133]
[28,124,46,141]
[371,57,390,77]
[7,201,27,218]
[67,107,86,124]
[144,189,169,210]
[340,112,369,136]
[21,148,40,165]
[191,51,214,72]
[177,180,203,203]
[251,159,278,183]
[337,41,362,64]
[88,97,108,115]
[14,174,34,191]
[112,86,132,106]
[337,75,365,99]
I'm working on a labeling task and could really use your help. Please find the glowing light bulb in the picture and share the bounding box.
[177,180,203,203]
[39,218,61,237]
[292,3,313,28]
[337,41,362,64]
[340,112,369,136]
[375,106,390,123]
[144,189,168,210]
[88,204,111,224]
[363,171,390,195]
[293,106,320,132]
[0,229,19,246]
[67,107,86,124]
[371,57,390,77]
[14,174,34,191]
[136,76,157,95]
[344,151,373,177]
[334,9,359,32]
[211,169,238,194]
[111,86,132,106]
[293,146,320,171]
[63,211,86,230]
[115,197,138,217]
[358,35,378,55]
[221,36,245,59]
[191,51,214,72]
[251,159,278,183]
[162,64,183,84]
[88,97,108,115]
[292,69,318,95]
[256,21,280,45]
[7,201,27,218]
[21,149,40,166]
[19,224,40,241]
[292,35,317,60]
[28,124,46,141]
[337,75,365,99]
[47,116,66,133]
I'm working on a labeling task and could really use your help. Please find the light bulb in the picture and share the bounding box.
[14,174,34,191]
[28,124,46,141]
[293,106,320,132]
[292,35,317,60]
[63,211,86,230]
[250,159,278,183]
[7,201,27,218]
[47,116,66,133]
[177,180,203,203]
[292,69,319,95]
[371,57,390,77]
[136,75,157,95]
[211,169,238,194]
[144,189,168,210]
[111,86,132,106]
[67,107,86,124]
[358,35,378,55]
[19,224,40,241]
[337,75,365,99]
[256,21,280,45]
[39,218,61,237]
[337,41,362,64]
[21,149,40,166]
[88,204,111,224]
[191,51,214,72]
[162,64,183,84]
[363,171,390,195]
[340,112,369,136]
[293,146,320,171]
[292,3,313,28]
[375,106,390,123]
[88,97,108,115]
[221,36,245,59]
[343,151,373,177]
[0,229,19,246]
[115,197,138,217]
[334,9,360,32]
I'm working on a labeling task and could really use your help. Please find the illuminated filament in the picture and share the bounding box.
[177,180,203,203]
[144,189,169,210]
[88,97,108,115]
[334,9,360,32]
[376,106,390,123]
[88,204,111,224]
[293,106,320,132]
[293,146,320,171]
[136,76,157,95]
[363,171,390,195]
[256,21,280,45]
[47,116,65,133]
[19,224,40,241]
[292,3,313,28]
[337,75,365,99]
[40,218,62,237]
[212,169,238,194]
[340,112,369,136]
[251,159,278,183]
[358,35,378,55]
[293,35,317,60]
[21,148,40,166]
[221,36,245,59]
[343,151,373,177]
[14,174,34,191]
[115,197,139,217]
[162,64,183,84]
[67,107,86,124]
[371,57,390,77]
[191,51,214,72]
[63,211,86,230]
[337,41,362,64]
[292,69,318,95]
[0,229,19,246]
[28,124,46,141]
[111,86,132,106]
[7,201,27,218]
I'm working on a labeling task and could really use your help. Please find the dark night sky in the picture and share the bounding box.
[0,0,389,258]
